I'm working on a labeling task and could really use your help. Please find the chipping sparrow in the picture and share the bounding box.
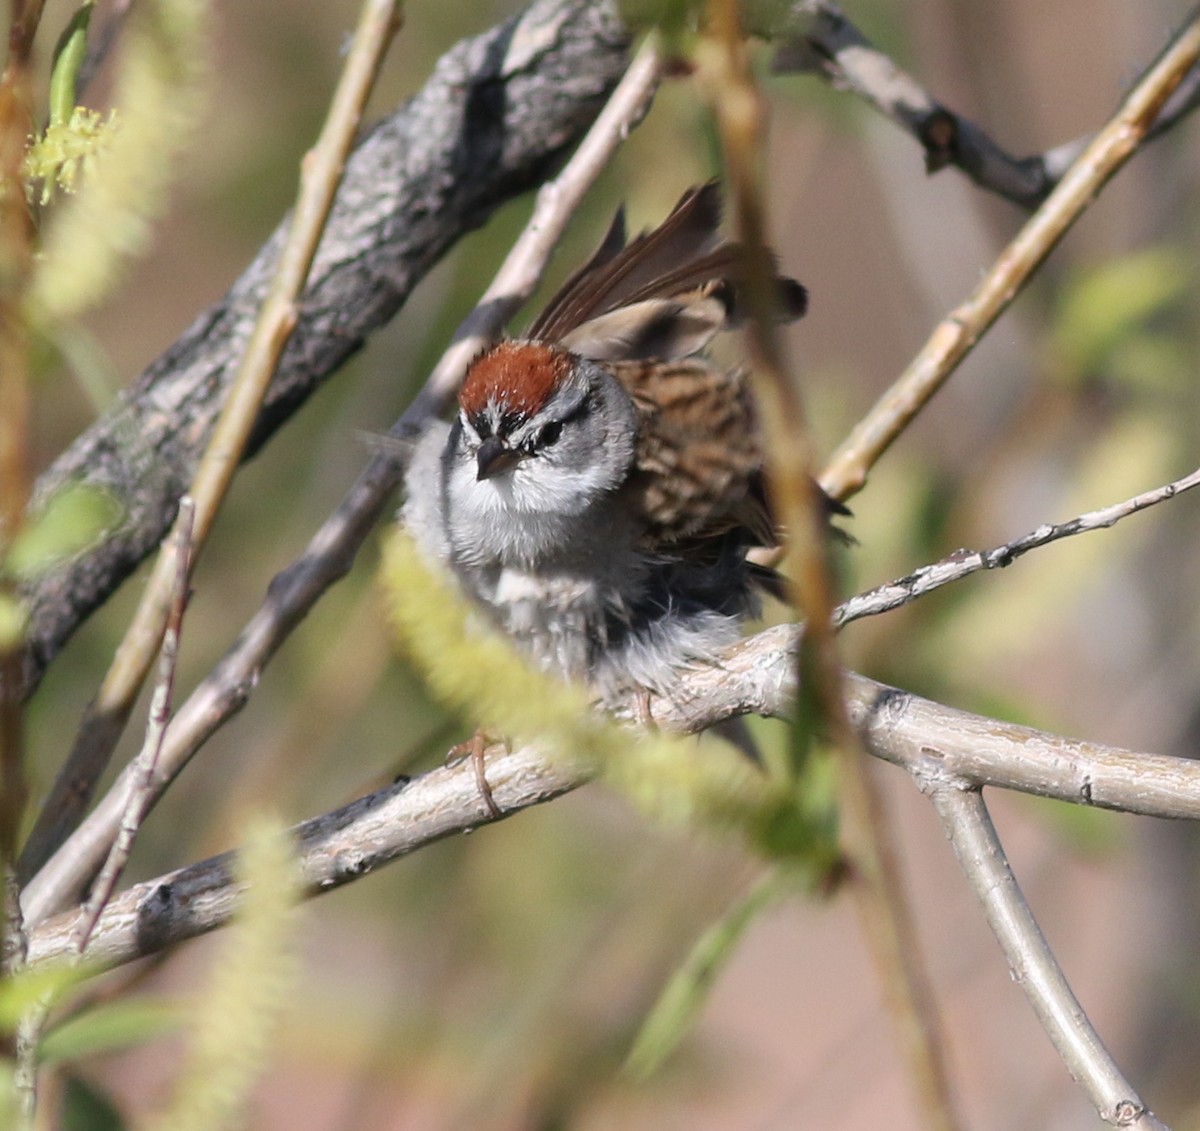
[403,183,842,703]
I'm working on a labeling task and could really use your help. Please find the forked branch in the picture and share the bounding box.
[927,785,1168,1131]
[765,0,1200,210]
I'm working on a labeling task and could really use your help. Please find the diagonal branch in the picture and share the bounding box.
[28,745,583,969]
[73,497,195,956]
[836,464,1200,628]
[926,784,1168,1131]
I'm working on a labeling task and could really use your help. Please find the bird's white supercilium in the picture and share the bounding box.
[403,182,843,702]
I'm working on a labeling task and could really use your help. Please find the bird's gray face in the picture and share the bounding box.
[453,359,637,515]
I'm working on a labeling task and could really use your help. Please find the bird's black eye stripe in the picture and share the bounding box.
[517,421,563,458]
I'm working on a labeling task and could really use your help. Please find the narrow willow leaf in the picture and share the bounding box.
[4,481,119,580]
[0,963,98,1032]
[40,999,183,1065]
[624,871,788,1079]
[60,1073,128,1131]
[49,4,96,127]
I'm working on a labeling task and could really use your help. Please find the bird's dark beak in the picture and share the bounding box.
[476,435,519,481]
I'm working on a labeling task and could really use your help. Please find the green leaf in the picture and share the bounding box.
[1055,248,1191,379]
[4,482,118,580]
[0,592,26,651]
[40,999,184,1065]
[60,1073,128,1131]
[624,872,788,1080]
[49,5,96,128]
[0,962,93,1032]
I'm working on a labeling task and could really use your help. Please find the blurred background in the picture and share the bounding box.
[23,0,1200,1127]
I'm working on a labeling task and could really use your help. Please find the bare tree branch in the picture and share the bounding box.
[18,0,632,699]
[28,745,584,969]
[836,465,1200,629]
[926,784,1168,1131]
[764,0,1200,210]
[648,650,1200,820]
[74,497,194,957]
[821,8,1200,501]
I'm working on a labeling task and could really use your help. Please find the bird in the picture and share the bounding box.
[403,182,845,709]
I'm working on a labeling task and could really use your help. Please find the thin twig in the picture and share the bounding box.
[926,784,1168,1131]
[699,8,960,1128]
[761,0,1200,210]
[821,8,1200,501]
[19,0,404,886]
[73,497,194,956]
[15,500,193,1127]
[836,465,1200,628]
[21,36,663,928]
[761,0,1054,207]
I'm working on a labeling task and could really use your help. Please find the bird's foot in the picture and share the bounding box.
[447,728,506,820]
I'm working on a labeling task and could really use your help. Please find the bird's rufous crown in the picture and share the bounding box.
[458,341,572,420]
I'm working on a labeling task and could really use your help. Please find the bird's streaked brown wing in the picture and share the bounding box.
[611,358,776,548]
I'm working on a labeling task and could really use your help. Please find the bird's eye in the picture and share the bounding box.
[538,421,563,447]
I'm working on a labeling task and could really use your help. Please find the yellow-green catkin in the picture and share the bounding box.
[30,0,210,323]
[145,815,299,1131]
[379,528,774,836]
